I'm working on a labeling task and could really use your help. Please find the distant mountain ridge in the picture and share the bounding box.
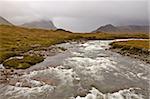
[92,24,149,33]
[21,20,57,30]
[0,16,149,33]
[0,16,13,25]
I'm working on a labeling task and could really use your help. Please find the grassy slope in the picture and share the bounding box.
[0,25,73,63]
[110,40,150,62]
[110,40,149,50]
[0,25,149,68]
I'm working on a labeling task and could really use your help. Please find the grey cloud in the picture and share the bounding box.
[0,0,148,32]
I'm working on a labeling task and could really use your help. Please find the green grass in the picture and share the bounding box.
[0,51,19,63]
[0,24,149,69]
[3,55,44,69]
[3,58,31,69]
[23,55,44,65]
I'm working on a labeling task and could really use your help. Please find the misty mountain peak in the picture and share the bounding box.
[0,16,12,25]
[93,24,119,32]
[92,24,149,33]
[22,19,57,30]
[104,24,115,28]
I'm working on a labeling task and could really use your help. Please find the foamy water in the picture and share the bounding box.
[72,87,143,99]
[0,40,149,99]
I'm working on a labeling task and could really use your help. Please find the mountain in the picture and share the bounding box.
[117,25,149,33]
[22,20,57,30]
[92,24,119,33]
[92,24,149,33]
[0,16,12,25]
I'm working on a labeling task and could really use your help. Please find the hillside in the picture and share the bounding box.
[21,20,57,30]
[0,16,13,25]
[0,25,149,68]
[93,24,149,33]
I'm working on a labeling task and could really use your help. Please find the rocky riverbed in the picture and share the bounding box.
[0,40,149,99]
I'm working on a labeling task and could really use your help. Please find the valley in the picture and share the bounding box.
[0,16,149,99]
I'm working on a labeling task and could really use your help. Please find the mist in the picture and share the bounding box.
[0,0,148,32]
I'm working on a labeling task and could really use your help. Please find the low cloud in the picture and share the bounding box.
[0,0,148,32]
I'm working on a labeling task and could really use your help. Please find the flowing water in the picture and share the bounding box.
[0,40,149,99]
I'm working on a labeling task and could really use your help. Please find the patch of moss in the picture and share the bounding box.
[3,58,31,69]
[0,51,19,63]
[3,55,44,69]
[23,55,44,65]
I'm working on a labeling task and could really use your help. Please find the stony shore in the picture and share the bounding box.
[0,45,67,85]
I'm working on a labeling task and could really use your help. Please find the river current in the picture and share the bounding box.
[0,40,149,99]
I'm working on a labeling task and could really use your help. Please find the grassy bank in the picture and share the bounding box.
[3,55,44,69]
[110,40,150,63]
[0,25,149,68]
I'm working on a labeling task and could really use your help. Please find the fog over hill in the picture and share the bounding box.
[21,20,57,30]
[0,0,148,32]
[0,16,12,25]
[0,16,148,33]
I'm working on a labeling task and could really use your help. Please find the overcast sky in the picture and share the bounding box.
[0,0,149,32]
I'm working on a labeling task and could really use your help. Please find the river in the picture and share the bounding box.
[0,40,149,99]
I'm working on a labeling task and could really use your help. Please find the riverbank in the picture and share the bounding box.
[0,40,149,99]
[0,24,149,69]
[110,40,150,63]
